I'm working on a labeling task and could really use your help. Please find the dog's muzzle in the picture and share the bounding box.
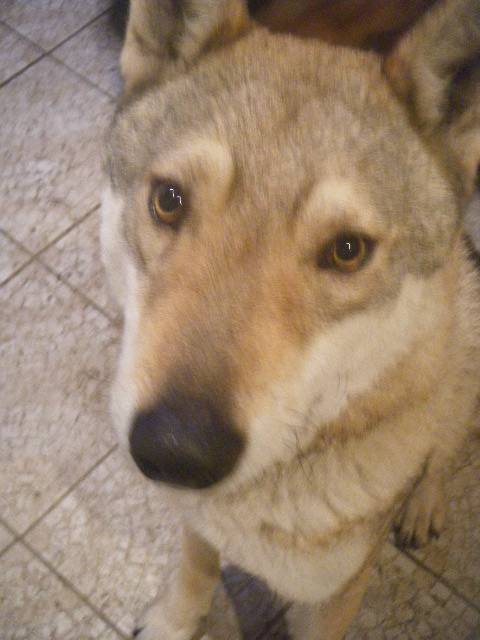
[129,395,244,489]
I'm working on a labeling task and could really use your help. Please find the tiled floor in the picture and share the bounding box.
[0,3,479,639]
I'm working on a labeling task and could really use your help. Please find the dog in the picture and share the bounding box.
[101,1,480,638]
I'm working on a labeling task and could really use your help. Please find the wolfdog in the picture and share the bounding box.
[101,0,480,637]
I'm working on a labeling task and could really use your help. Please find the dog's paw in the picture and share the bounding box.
[394,472,446,549]
[131,600,202,640]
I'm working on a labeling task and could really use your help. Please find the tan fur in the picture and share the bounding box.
[102,1,480,638]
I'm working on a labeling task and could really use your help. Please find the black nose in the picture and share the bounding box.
[129,395,244,489]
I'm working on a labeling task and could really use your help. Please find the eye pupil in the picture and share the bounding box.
[150,180,185,226]
[158,183,182,212]
[318,233,371,273]
[335,236,360,261]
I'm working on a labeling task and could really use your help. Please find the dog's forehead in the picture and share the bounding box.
[108,31,458,263]
[112,34,424,190]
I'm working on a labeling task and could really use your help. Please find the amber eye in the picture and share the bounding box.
[322,234,371,273]
[149,181,184,226]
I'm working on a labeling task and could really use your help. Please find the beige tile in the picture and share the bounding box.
[23,449,174,633]
[0,231,31,284]
[0,57,113,253]
[0,0,111,50]
[0,542,120,639]
[53,12,123,97]
[0,262,119,532]
[411,434,480,607]
[26,449,243,637]
[0,524,15,554]
[0,22,42,84]
[40,211,119,320]
[344,544,480,640]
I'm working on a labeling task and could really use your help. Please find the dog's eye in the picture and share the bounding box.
[149,181,184,226]
[320,234,372,273]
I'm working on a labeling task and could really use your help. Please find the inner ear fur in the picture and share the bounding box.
[121,0,250,94]
[384,0,480,198]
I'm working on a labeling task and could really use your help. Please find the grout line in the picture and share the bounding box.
[0,51,48,89]
[0,517,21,559]
[1,204,98,260]
[0,538,18,560]
[0,204,119,327]
[0,207,97,289]
[4,6,113,57]
[403,549,480,614]
[0,445,117,563]
[35,255,119,325]
[5,443,126,638]
[50,54,116,102]
[21,536,128,639]
[31,205,100,257]
[45,7,113,56]
[48,7,120,101]
[0,6,115,97]
[0,254,36,288]
[0,517,19,537]
[1,206,120,326]
[18,445,118,540]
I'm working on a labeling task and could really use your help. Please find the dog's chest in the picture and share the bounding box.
[188,426,430,602]
[195,489,377,602]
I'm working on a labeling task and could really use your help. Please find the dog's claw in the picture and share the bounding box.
[132,627,143,638]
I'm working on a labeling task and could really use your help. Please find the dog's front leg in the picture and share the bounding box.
[393,454,447,549]
[288,561,372,640]
[133,527,220,640]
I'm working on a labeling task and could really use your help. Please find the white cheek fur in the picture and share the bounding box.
[110,261,142,448]
[101,183,141,446]
[100,184,129,309]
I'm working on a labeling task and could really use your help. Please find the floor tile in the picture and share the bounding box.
[26,449,242,638]
[0,262,119,532]
[345,544,480,640]
[0,0,111,51]
[53,12,123,97]
[0,542,120,639]
[0,57,113,253]
[0,524,15,554]
[0,231,31,285]
[40,210,119,320]
[25,449,186,636]
[0,22,42,85]
[411,434,480,608]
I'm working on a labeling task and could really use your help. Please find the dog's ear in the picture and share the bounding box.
[384,0,480,199]
[120,0,250,94]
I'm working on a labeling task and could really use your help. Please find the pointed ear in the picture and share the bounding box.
[121,0,250,94]
[384,0,480,198]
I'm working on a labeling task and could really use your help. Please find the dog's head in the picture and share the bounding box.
[103,0,480,491]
